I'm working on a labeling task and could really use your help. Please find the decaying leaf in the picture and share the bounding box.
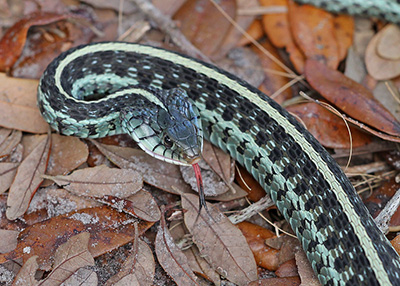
[0,206,154,270]
[287,102,371,148]
[0,162,19,194]
[0,13,69,71]
[13,232,96,286]
[98,190,161,222]
[0,130,22,159]
[0,229,19,253]
[91,140,192,194]
[288,2,339,69]
[182,193,257,285]
[43,164,143,198]
[0,74,48,133]
[305,59,400,136]
[6,133,51,220]
[105,235,155,286]
[156,209,199,286]
[366,24,400,80]
[46,134,89,176]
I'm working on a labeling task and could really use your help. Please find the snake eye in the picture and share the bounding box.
[163,135,173,148]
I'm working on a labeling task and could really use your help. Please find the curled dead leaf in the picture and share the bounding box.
[6,133,51,220]
[182,193,257,285]
[43,164,143,198]
[305,59,400,136]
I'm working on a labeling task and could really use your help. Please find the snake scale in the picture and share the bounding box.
[36,1,400,286]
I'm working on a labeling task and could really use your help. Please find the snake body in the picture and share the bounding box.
[37,42,400,285]
[294,0,400,24]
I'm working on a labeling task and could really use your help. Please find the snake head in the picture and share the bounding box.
[120,88,203,166]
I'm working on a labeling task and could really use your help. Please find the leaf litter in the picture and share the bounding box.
[1,1,400,285]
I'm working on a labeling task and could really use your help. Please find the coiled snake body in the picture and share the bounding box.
[37,5,400,284]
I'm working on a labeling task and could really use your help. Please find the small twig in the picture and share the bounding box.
[375,188,400,234]
[228,195,274,224]
[129,0,211,62]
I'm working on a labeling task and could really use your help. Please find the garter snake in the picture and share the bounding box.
[37,42,400,285]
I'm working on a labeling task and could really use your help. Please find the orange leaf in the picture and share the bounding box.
[0,206,153,270]
[305,59,400,136]
[288,1,339,69]
[0,13,68,71]
[287,102,371,148]
[237,221,280,270]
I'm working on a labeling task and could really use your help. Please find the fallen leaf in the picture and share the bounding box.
[237,221,280,270]
[40,232,95,285]
[365,25,400,80]
[6,133,51,220]
[91,140,192,194]
[247,276,300,286]
[46,134,89,176]
[182,193,258,285]
[254,39,293,104]
[305,59,400,136]
[98,190,161,222]
[43,165,143,198]
[0,130,22,159]
[377,24,400,60]
[0,162,19,194]
[236,165,266,202]
[13,255,39,286]
[287,102,371,148]
[60,268,98,285]
[0,206,154,270]
[0,74,48,133]
[0,229,19,253]
[0,12,68,71]
[156,208,199,286]
[260,0,305,73]
[295,250,319,286]
[333,15,354,61]
[169,220,221,285]
[275,259,298,277]
[105,237,155,286]
[288,2,339,69]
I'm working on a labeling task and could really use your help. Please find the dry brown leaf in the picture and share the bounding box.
[0,206,154,270]
[91,140,192,194]
[6,133,51,220]
[255,39,293,104]
[202,141,234,185]
[366,25,400,80]
[377,24,400,60]
[43,165,143,198]
[305,59,400,136]
[156,209,199,286]
[13,255,39,286]
[46,134,88,176]
[182,193,257,285]
[105,238,155,286]
[0,130,22,159]
[39,232,95,286]
[295,250,319,286]
[13,232,95,286]
[169,221,221,285]
[0,162,19,194]
[0,229,19,253]
[99,190,161,222]
[180,162,229,197]
[0,74,48,133]
[60,268,98,285]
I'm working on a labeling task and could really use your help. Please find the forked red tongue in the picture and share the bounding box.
[192,163,207,215]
